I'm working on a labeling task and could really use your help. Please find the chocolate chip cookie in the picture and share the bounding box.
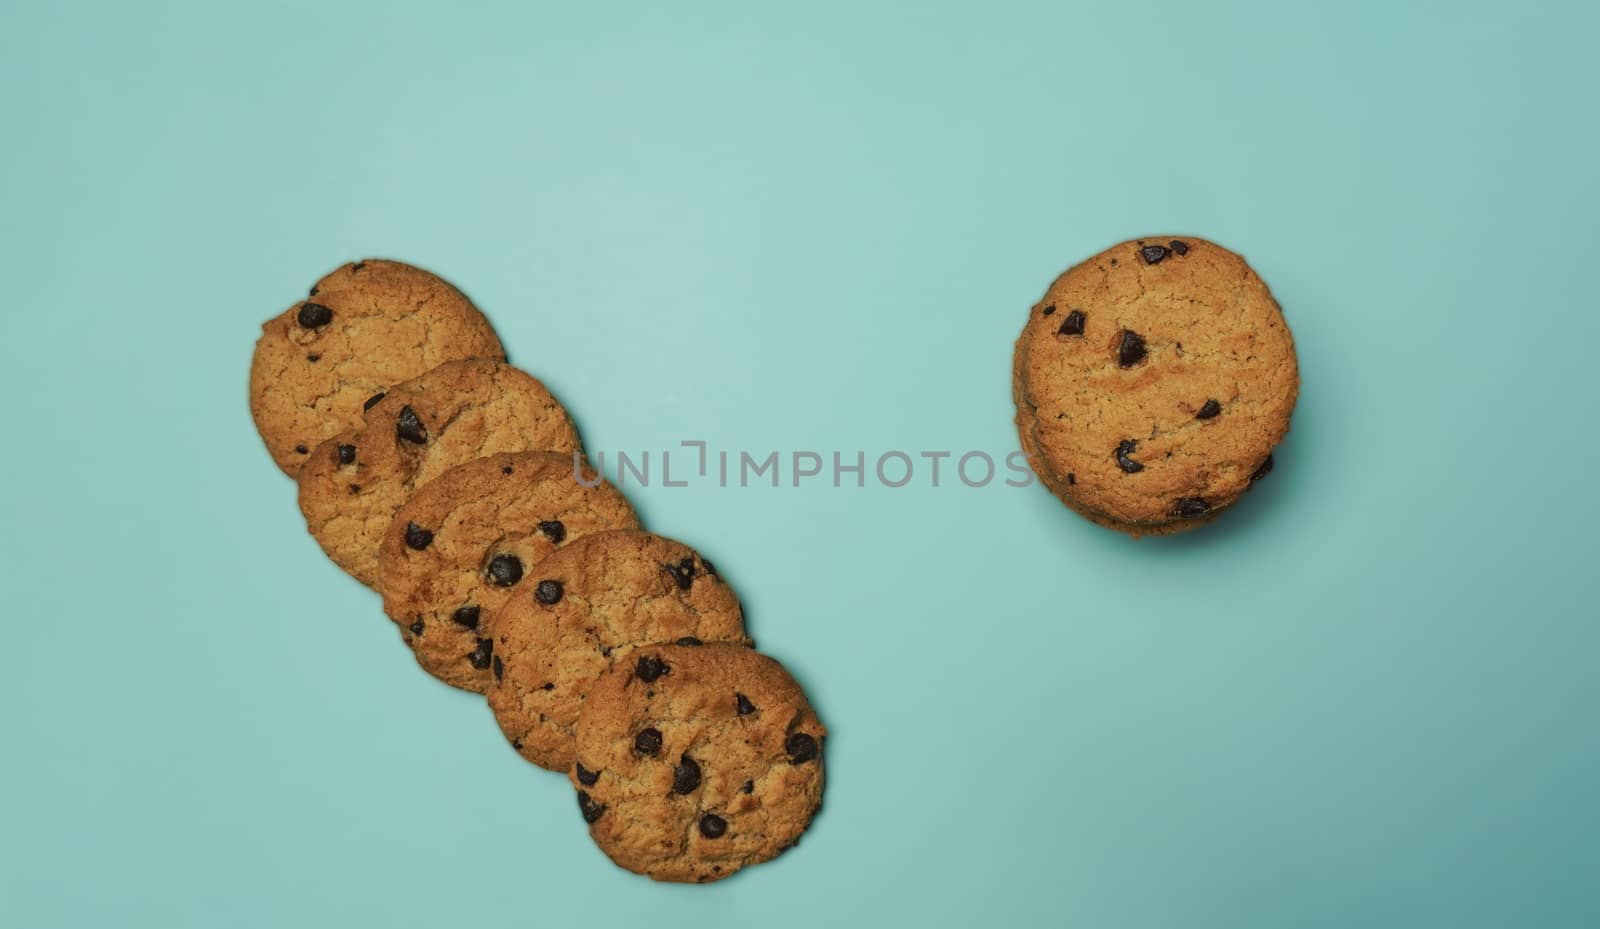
[569,643,825,883]
[249,261,502,474]
[487,531,750,772]
[297,359,581,588]
[1013,237,1298,535]
[379,451,639,692]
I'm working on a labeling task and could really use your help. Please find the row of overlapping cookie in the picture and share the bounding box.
[249,259,824,883]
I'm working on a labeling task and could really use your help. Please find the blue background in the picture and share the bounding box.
[3,2,1597,926]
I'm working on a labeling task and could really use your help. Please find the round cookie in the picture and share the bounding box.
[1013,236,1297,534]
[249,262,502,475]
[297,359,581,588]
[379,451,640,692]
[569,643,825,883]
[487,531,750,772]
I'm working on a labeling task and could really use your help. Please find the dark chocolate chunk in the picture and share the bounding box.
[1042,303,1056,316]
[672,755,702,794]
[336,443,356,465]
[1117,330,1147,367]
[577,790,606,824]
[1251,454,1275,482]
[636,656,669,683]
[409,618,425,636]
[487,554,523,587]
[451,606,480,629]
[1058,309,1086,336]
[492,655,504,681]
[1173,497,1210,518]
[664,558,695,591]
[785,732,819,764]
[1169,239,1189,255]
[698,813,727,839]
[467,637,494,669]
[396,405,427,444]
[404,522,433,550]
[741,779,754,794]
[1115,439,1144,474]
[1139,244,1170,265]
[363,392,385,411]
[1196,399,1221,420]
[736,693,756,715]
[294,444,308,455]
[675,637,702,646]
[537,520,566,544]
[296,302,333,328]
[634,727,663,756]
[534,579,563,605]
[575,762,600,786]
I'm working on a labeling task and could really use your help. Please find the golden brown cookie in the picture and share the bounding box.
[248,261,502,474]
[487,531,750,772]
[1013,237,1297,534]
[379,452,639,692]
[570,644,825,883]
[297,360,581,588]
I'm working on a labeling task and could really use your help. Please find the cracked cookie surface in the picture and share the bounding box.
[379,451,639,692]
[487,531,750,772]
[1013,236,1297,534]
[248,260,502,474]
[570,643,825,883]
[297,359,581,588]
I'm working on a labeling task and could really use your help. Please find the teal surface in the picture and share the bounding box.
[3,2,1597,926]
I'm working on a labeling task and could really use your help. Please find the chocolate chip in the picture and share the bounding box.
[542,682,554,690]
[701,559,717,577]
[511,739,522,750]
[676,636,702,646]
[537,520,566,544]
[296,302,333,328]
[575,762,600,786]
[363,392,386,411]
[1117,330,1147,367]
[1058,309,1086,336]
[487,554,523,587]
[1173,497,1210,518]
[1170,239,1189,255]
[1139,244,1170,265]
[672,755,702,794]
[636,656,669,683]
[347,483,360,494]
[1042,303,1056,316]
[736,693,756,715]
[1251,454,1275,482]
[785,732,819,765]
[467,638,494,669]
[741,780,754,794]
[577,791,606,824]
[698,813,727,839]
[308,284,319,297]
[1115,440,1144,474]
[409,618,425,636]
[634,727,663,755]
[1066,473,1076,485]
[404,522,433,550]
[350,260,366,272]
[1196,399,1221,420]
[664,558,695,591]
[396,405,427,444]
[336,443,356,465]
[451,606,480,629]
[534,579,563,605]
[502,465,513,475]
[492,655,504,681]
[294,444,309,454]
[306,353,321,362]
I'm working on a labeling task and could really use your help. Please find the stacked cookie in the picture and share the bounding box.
[249,260,824,883]
[1013,237,1299,535]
